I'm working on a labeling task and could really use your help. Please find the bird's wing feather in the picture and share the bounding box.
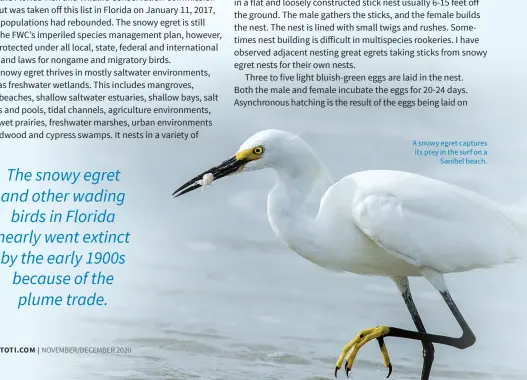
[330,171,523,273]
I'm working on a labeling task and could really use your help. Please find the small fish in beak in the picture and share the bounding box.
[197,173,214,191]
[173,156,247,197]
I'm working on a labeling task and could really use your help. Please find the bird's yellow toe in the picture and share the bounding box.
[335,326,392,378]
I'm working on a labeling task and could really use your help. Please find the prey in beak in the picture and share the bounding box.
[172,155,248,197]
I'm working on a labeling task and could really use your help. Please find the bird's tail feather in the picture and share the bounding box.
[500,203,527,260]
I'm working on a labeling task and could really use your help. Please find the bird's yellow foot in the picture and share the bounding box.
[334,326,392,378]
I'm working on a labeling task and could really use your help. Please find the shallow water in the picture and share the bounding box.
[64,239,527,380]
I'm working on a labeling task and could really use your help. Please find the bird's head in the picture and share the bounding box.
[173,129,305,197]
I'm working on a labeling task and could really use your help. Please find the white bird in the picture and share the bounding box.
[173,129,525,379]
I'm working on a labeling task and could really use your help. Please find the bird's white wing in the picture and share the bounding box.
[327,170,524,274]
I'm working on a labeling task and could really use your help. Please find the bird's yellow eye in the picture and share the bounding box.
[253,146,264,155]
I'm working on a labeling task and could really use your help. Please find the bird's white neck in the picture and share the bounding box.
[267,150,335,264]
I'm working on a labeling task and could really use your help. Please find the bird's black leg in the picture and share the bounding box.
[397,278,435,380]
[387,272,476,351]
[335,271,476,378]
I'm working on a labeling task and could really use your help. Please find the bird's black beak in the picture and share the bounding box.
[173,156,247,197]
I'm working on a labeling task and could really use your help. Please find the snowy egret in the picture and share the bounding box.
[173,129,525,379]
